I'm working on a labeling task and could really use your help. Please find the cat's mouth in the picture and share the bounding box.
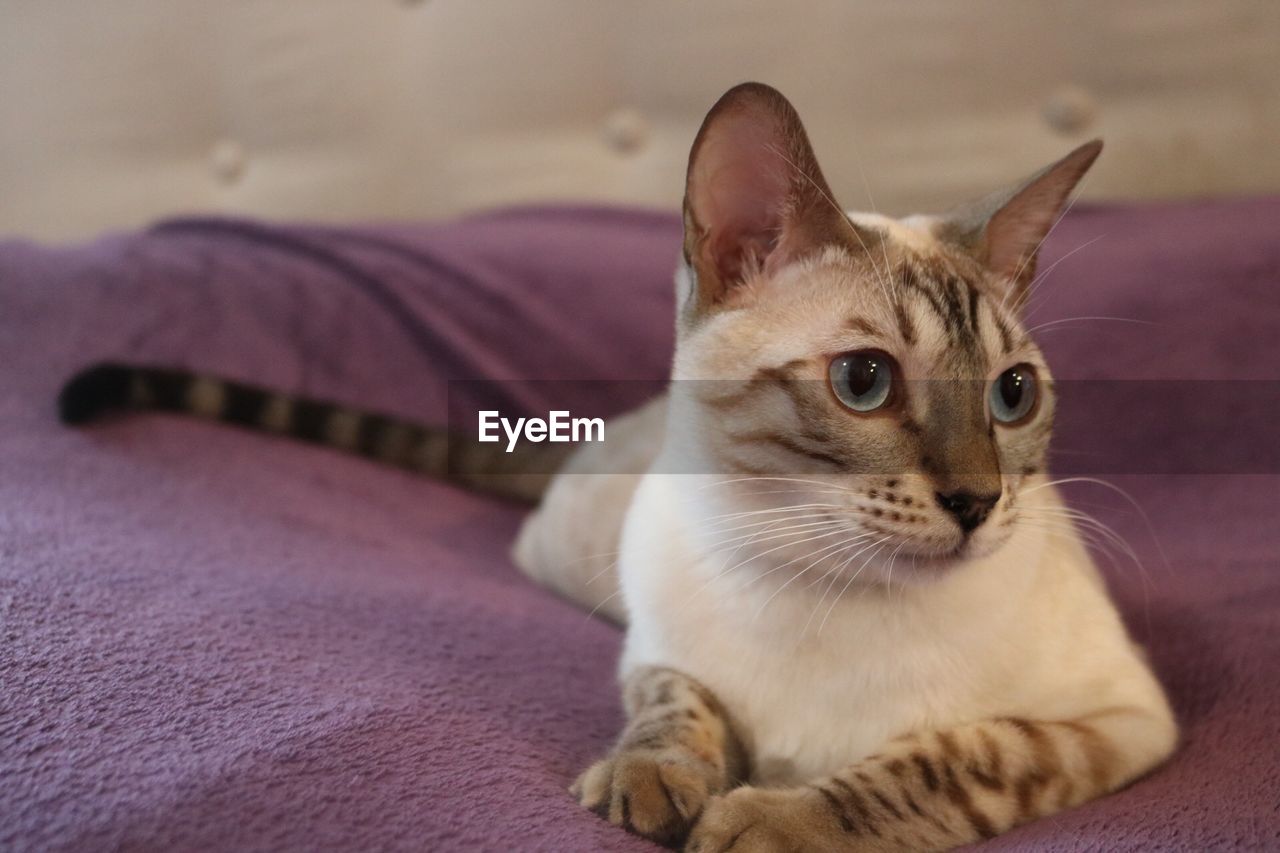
[887,527,1007,570]
[900,542,966,567]
[904,525,1012,570]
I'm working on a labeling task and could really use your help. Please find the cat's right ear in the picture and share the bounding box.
[933,140,1102,306]
[681,82,874,318]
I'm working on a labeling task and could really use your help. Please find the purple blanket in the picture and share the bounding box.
[1,202,1277,851]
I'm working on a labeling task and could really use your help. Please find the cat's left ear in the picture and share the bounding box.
[935,140,1102,304]
[680,83,877,319]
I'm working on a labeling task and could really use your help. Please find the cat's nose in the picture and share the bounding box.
[934,490,999,533]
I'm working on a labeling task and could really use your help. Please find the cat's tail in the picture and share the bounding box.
[57,363,567,503]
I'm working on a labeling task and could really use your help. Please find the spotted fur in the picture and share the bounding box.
[571,667,749,847]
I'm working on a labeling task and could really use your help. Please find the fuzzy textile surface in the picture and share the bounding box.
[1,202,1277,851]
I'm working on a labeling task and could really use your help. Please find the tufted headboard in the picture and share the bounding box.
[3,1,1278,242]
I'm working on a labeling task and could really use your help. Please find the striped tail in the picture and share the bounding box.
[57,363,568,503]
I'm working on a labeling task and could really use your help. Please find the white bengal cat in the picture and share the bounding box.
[515,83,1176,851]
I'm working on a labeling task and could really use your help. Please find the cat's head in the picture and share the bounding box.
[672,83,1099,581]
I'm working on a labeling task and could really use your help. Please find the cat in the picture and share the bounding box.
[61,82,1176,852]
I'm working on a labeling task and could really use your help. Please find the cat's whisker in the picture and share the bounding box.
[1015,509,1155,591]
[1035,492,1139,514]
[1037,511,1155,635]
[1024,316,1155,336]
[1021,476,1170,575]
[706,511,841,536]
[677,525,851,614]
[1012,515,1155,630]
[705,507,843,529]
[707,510,846,546]
[701,497,844,522]
[744,531,872,616]
[584,588,624,623]
[707,487,850,501]
[1003,170,1094,315]
[564,549,621,566]
[1020,234,1105,320]
[584,559,620,586]
[684,529,855,617]
[704,502,845,526]
[706,473,865,507]
[763,141,897,302]
[1012,516,1125,565]
[796,555,856,637]
[877,536,915,605]
[705,524,842,559]
[741,530,871,600]
[848,145,899,302]
[699,527,848,595]
[1020,507,1152,582]
[706,518,847,558]
[800,535,882,636]
[704,476,863,495]
[815,538,892,635]
[1034,499,1146,532]
[888,538,911,600]
[800,549,855,591]
[715,525,853,583]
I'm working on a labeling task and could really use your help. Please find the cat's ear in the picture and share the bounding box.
[935,140,1102,304]
[682,82,873,316]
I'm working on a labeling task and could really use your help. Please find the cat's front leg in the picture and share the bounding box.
[573,666,749,846]
[686,706,1176,852]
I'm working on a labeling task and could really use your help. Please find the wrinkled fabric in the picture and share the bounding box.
[1,202,1276,851]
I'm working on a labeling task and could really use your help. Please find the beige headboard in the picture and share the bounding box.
[3,1,1278,242]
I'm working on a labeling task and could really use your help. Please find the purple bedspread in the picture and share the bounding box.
[2,202,1277,851]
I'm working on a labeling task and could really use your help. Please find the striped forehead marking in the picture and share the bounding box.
[893,259,1018,360]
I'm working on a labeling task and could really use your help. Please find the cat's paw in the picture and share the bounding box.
[685,786,845,853]
[572,749,717,846]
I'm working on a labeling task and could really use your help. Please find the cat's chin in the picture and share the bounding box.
[947,537,1013,566]
[887,533,1011,580]
[916,546,965,564]
[888,548,966,579]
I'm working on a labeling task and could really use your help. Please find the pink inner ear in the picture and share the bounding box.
[985,186,1063,281]
[980,141,1102,287]
[689,114,793,281]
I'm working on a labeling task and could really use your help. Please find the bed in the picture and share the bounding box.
[2,198,1277,850]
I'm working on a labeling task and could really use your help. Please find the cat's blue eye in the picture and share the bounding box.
[990,364,1038,424]
[829,350,895,413]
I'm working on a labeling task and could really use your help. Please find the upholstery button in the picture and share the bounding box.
[210,139,247,185]
[602,108,648,155]
[1042,85,1097,136]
